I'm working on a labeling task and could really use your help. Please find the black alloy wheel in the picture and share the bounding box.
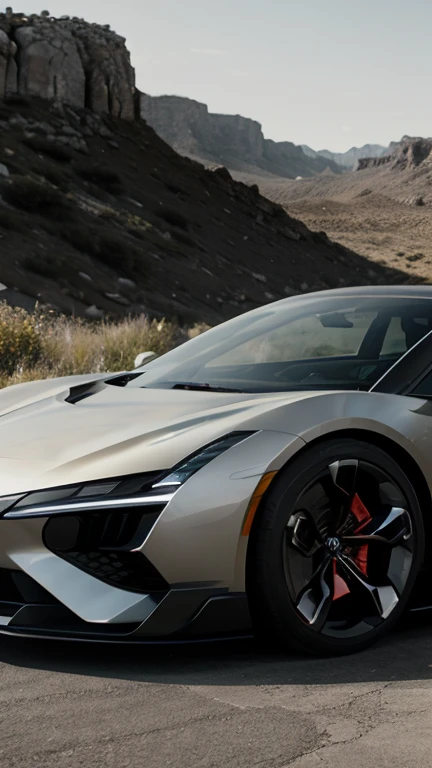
[248,438,424,655]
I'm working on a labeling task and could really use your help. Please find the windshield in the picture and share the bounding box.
[130,295,432,394]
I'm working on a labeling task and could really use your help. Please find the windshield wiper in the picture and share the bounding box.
[172,382,246,394]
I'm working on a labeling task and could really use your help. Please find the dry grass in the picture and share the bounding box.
[0,303,208,389]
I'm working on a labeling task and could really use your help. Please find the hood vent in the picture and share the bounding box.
[65,381,106,405]
[65,372,143,404]
[105,372,143,387]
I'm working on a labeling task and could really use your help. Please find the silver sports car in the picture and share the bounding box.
[2,285,432,655]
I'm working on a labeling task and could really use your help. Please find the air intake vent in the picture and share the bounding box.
[43,505,168,593]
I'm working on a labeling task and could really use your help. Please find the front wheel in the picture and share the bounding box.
[248,439,425,655]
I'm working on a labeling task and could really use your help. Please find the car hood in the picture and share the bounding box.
[0,375,314,494]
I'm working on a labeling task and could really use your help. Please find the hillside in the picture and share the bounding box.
[250,137,432,207]
[140,94,343,179]
[0,11,415,324]
[243,137,432,285]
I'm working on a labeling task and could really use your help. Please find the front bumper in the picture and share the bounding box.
[0,566,251,642]
[0,430,302,641]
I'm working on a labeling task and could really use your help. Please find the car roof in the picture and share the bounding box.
[300,285,432,300]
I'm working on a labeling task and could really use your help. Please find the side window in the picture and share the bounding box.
[410,370,432,398]
[381,317,406,356]
[381,316,430,357]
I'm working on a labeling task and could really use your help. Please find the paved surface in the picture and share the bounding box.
[1,613,432,768]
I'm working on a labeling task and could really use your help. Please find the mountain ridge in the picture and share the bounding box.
[140,93,343,179]
[301,143,391,170]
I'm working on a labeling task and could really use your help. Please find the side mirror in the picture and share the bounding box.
[134,351,158,369]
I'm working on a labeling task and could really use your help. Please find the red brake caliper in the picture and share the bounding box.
[350,493,372,576]
[333,493,372,600]
[333,559,350,600]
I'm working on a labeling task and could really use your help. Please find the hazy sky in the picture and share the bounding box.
[18,1,432,151]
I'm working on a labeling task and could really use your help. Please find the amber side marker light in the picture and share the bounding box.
[241,471,278,536]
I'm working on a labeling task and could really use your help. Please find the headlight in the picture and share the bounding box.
[1,432,255,519]
[152,431,255,489]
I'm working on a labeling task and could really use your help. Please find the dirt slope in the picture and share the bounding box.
[0,96,415,324]
[236,138,432,286]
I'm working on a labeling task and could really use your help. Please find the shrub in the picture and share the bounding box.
[0,311,208,389]
[3,176,69,215]
[164,181,188,196]
[97,233,134,269]
[0,206,22,231]
[22,254,63,279]
[155,206,189,230]
[128,226,145,241]
[60,222,99,255]
[170,229,198,249]
[75,164,123,194]
[37,166,70,191]
[0,303,42,376]
[61,223,135,270]
[23,136,73,163]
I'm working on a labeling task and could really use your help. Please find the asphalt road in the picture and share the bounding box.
[1,613,432,768]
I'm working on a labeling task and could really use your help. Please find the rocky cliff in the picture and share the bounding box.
[357,137,432,172]
[0,8,135,119]
[140,94,342,179]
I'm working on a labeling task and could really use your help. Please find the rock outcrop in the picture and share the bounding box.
[357,137,432,172]
[140,93,343,179]
[0,8,135,119]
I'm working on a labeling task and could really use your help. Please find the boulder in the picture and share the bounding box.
[85,305,104,319]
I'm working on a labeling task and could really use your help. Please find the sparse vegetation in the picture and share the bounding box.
[23,136,74,163]
[60,222,137,271]
[22,254,64,279]
[164,181,188,196]
[0,304,42,377]
[170,228,199,248]
[155,206,189,230]
[97,233,135,269]
[0,205,23,231]
[75,164,123,194]
[3,176,69,215]
[0,304,207,389]
[34,165,70,191]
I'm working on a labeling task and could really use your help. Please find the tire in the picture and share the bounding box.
[247,438,425,656]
